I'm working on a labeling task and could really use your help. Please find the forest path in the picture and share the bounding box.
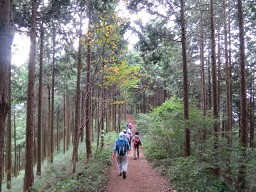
[104,114,175,192]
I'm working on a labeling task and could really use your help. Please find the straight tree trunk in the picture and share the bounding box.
[66,96,71,151]
[6,85,11,189]
[217,31,221,119]
[56,106,60,152]
[113,92,117,132]
[118,103,121,131]
[0,0,14,190]
[106,90,111,133]
[200,5,207,141]
[207,57,212,109]
[37,21,44,176]
[50,26,56,163]
[180,0,190,157]
[14,111,17,177]
[237,0,247,190]
[223,0,232,146]
[63,94,66,153]
[47,85,51,157]
[101,46,106,148]
[210,0,220,176]
[72,15,82,173]
[85,13,92,160]
[96,89,100,148]
[249,81,254,147]
[23,0,37,190]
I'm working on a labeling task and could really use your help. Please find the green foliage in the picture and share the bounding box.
[136,97,239,191]
[168,156,236,192]
[2,132,116,192]
[138,97,215,159]
[11,64,28,104]
[31,132,116,192]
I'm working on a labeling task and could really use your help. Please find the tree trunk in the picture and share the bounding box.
[23,0,37,190]
[223,0,232,146]
[46,85,51,158]
[63,94,66,153]
[237,0,247,189]
[249,81,254,147]
[210,0,220,176]
[72,15,82,173]
[101,46,106,148]
[66,96,71,151]
[56,106,60,152]
[50,26,56,163]
[0,0,14,189]
[180,0,190,157]
[14,111,17,177]
[85,13,92,160]
[200,5,207,141]
[37,21,44,176]
[6,85,11,189]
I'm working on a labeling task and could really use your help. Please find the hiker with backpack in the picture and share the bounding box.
[127,128,133,146]
[122,129,131,144]
[132,131,142,160]
[112,132,130,179]
[127,122,132,130]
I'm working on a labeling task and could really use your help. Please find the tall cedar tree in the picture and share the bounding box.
[237,0,247,190]
[223,0,232,145]
[50,27,56,163]
[180,0,190,156]
[23,0,37,191]
[0,0,14,190]
[72,14,82,173]
[6,82,12,189]
[85,9,93,160]
[37,21,44,176]
[210,0,220,176]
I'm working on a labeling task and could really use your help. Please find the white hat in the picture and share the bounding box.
[119,132,124,137]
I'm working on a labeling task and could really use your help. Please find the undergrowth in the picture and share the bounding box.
[135,97,256,192]
[2,132,117,192]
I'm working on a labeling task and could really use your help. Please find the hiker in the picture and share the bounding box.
[123,129,130,143]
[127,128,133,146]
[112,132,130,179]
[132,131,142,160]
[127,122,132,129]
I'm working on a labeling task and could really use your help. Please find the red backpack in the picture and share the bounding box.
[134,136,140,146]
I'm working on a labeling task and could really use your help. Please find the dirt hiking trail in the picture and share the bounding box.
[104,114,176,192]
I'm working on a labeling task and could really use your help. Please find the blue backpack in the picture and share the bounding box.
[116,139,127,156]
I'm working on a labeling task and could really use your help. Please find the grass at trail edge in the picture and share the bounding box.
[2,132,117,192]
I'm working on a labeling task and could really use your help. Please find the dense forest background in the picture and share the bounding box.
[0,0,256,191]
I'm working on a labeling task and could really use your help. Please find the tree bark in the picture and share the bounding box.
[6,83,11,189]
[210,0,220,176]
[101,46,106,148]
[180,0,190,157]
[200,4,206,141]
[223,0,232,146]
[23,0,37,191]
[85,13,92,160]
[50,26,56,163]
[72,15,82,173]
[237,0,247,190]
[37,21,44,176]
[63,94,66,153]
[0,0,14,189]
[14,111,17,177]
